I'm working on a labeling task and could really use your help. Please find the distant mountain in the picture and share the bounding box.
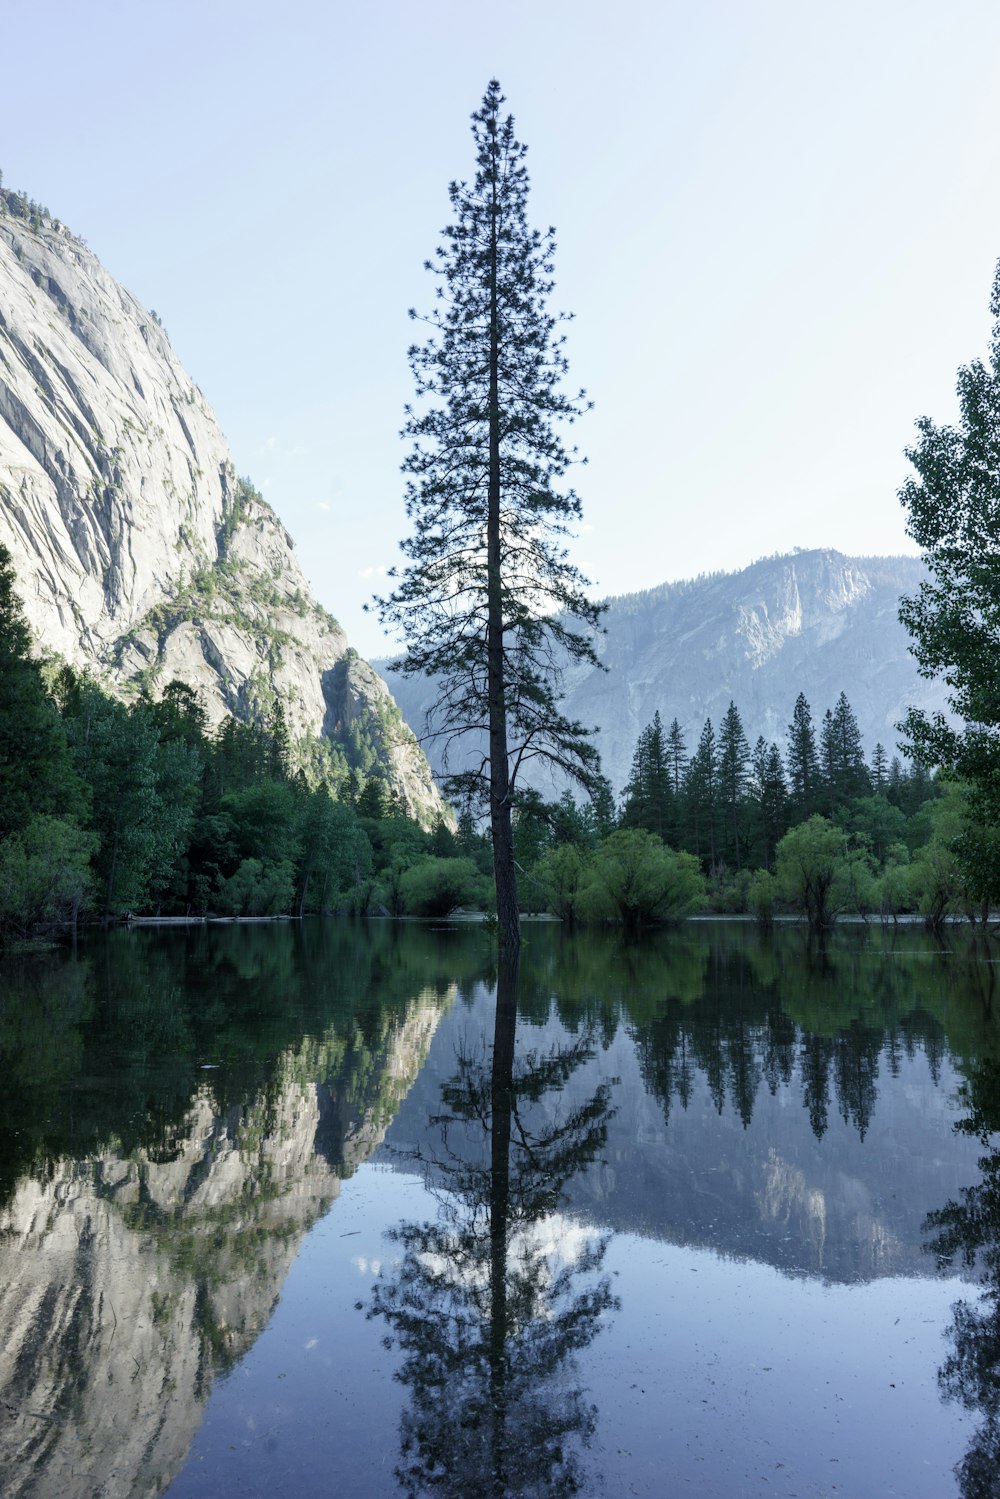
[375,549,952,797]
[0,186,444,822]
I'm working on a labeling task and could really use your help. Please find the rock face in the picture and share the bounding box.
[0,996,445,1499]
[377,549,953,796]
[0,189,443,823]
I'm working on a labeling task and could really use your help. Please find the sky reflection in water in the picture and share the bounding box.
[0,920,997,1498]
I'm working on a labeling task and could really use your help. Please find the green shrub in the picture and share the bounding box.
[399,856,486,917]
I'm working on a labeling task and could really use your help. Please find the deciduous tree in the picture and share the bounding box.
[899,258,1000,841]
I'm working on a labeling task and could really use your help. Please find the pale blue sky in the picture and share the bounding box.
[5,0,1000,655]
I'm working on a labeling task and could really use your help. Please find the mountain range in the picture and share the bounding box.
[376,548,952,796]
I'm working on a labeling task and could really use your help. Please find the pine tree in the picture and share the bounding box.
[786,693,820,820]
[819,693,870,811]
[750,737,787,870]
[376,81,601,950]
[871,741,888,793]
[830,691,870,804]
[621,711,672,839]
[717,702,751,870]
[684,719,719,869]
[666,718,688,796]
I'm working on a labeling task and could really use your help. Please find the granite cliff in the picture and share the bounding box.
[0,187,442,822]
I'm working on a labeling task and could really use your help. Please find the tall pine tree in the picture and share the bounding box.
[376,82,602,949]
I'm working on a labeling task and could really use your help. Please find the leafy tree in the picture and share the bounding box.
[898,258,1000,863]
[534,842,587,924]
[581,829,704,931]
[747,867,777,926]
[786,692,820,820]
[774,815,849,929]
[376,80,602,950]
[214,856,295,917]
[0,815,95,939]
[399,856,487,917]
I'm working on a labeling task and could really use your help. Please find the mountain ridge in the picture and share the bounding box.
[375,547,953,797]
[0,186,444,822]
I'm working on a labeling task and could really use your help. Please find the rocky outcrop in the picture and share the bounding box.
[377,549,954,796]
[0,190,444,823]
[0,996,445,1499]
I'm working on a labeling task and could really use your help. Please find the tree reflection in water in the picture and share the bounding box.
[368,953,618,1497]
[925,1057,1000,1499]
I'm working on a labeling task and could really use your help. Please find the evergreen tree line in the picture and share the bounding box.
[618,693,936,875]
[507,694,997,928]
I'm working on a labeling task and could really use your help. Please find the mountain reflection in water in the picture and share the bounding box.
[0,920,995,1498]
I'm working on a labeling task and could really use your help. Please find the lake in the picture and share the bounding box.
[1,919,998,1498]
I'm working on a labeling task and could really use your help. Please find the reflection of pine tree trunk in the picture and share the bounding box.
[489,952,518,1495]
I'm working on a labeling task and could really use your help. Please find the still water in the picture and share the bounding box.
[1,920,999,1498]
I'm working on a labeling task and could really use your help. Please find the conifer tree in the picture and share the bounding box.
[750,737,787,870]
[0,545,84,839]
[621,711,672,840]
[718,701,751,870]
[377,81,601,950]
[684,719,719,869]
[819,693,870,811]
[786,693,820,820]
[871,741,888,794]
[666,718,688,796]
[830,691,870,803]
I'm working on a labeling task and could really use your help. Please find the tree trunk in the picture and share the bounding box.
[486,137,520,952]
[488,951,518,1493]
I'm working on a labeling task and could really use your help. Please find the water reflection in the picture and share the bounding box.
[369,954,618,1497]
[926,1056,1000,1499]
[0,924,478,1499]
[0,921,995,1497]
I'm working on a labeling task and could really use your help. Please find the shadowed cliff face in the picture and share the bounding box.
[0,197,443,822]
[0,961,446,1499]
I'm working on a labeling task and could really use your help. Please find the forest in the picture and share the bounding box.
[0,538,987,946]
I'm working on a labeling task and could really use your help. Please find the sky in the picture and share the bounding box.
[4,0,1000,657]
